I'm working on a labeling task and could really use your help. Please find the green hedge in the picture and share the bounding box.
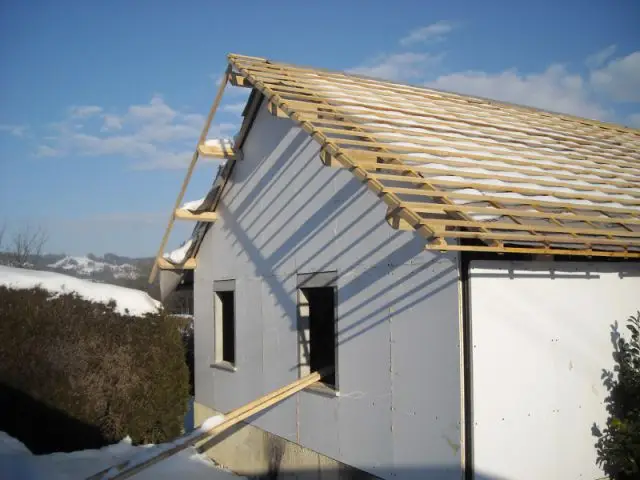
[0,286,190,454]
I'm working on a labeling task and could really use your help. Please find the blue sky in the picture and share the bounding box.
[1,0,639,257]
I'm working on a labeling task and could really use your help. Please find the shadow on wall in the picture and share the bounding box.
[219,127,457,347]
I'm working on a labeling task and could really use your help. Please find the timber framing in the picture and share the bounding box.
[174,209,218,222]
[150,53,640,283]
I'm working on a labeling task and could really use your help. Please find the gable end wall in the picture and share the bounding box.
[193,103,463,479]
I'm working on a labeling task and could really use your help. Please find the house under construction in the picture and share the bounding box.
[151,53,640,480]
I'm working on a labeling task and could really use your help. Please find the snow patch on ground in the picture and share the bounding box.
[0,427,241,480]
[0,266,160,316]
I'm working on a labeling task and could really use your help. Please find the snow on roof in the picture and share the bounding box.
[226,54,640,257]
[0,266,160,316]
[180,198,206,212]
[163,238,193,265]
[0,424,241,480]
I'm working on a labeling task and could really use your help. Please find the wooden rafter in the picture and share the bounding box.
[151,53,640,270]
[226,53,640,258]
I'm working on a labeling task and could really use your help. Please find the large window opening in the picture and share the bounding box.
[214,280,236,366]
[298,272,338,390]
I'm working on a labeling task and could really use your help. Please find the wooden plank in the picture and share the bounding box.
[148,65,231,285]
[436,229,640,248]
[229,55,640,257]
[88,371,324,480]
[340,148,640,187]
[197,143,239,160]
[229,54,635,137]
[276,98,640,169]
[240,67,640,156]
[174,209,218,222]
[267,102,288,118]
[425,243,640,259]
[366,171,640,207]
[304,117,640,183]
[230,57,640,143]
[257,63,501,244]
[230,58,439,240]
[229,71,251,88]
[157,258,196,270]
[386,210,640,239]
[403,201,640,228]
[384,185,640,216]
[354,159,640,198]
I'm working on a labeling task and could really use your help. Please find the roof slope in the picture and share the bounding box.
[150,53,640,283]
[228,54,640,258]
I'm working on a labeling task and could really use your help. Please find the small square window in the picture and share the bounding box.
[213,280,236,367]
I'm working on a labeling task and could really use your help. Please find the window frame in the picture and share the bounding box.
[211,279,237,372]
[297,271,339,395]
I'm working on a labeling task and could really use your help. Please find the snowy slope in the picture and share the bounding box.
[48,256,140,280]
[0,429,242,480]
[0,266,160,316]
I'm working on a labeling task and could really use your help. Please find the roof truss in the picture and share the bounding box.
[149,53,640,284]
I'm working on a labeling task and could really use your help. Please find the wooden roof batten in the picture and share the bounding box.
[227,53,640,259]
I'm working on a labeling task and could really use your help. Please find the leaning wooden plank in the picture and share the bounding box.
[174,209,218,222]
[156,258,196,270]
[148,65,231,285]
[89,371,324,480]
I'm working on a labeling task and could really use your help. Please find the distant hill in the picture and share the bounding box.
[0,252,159,300]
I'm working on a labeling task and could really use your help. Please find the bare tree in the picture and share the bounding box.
[9,225,49,267]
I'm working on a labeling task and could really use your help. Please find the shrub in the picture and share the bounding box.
[0,286,190,453]
[595,312,640,479]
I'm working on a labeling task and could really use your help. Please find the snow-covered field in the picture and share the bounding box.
[0,428,242,480]
[0,266,160,316]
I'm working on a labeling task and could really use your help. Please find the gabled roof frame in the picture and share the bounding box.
[149,54,640,284]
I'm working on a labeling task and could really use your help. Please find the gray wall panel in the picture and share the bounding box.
[193,103,463,478]
[298,390,340,460]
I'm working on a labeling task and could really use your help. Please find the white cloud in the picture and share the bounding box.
[221,102,246,115]
[400,21,455,46]
[69,105,103,118]
[427,64,611,120]
[586,45,617,69]
[0,124,29,137]
[590,51,640,102]
[348,52,443,82]
[37,96,238,169]
[101,114,123,132]
[128,95,176,124]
